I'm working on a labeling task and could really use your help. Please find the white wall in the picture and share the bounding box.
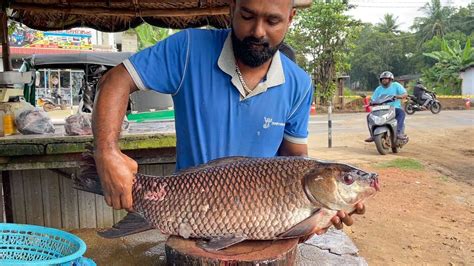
[460,68,474,96]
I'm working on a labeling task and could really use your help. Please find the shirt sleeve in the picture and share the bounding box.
[283,81,313,144]
[397,83,407,95]
[123,30,190,95]
[371,87,379,101]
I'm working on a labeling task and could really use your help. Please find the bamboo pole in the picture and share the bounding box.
[0,11,11,71]
[9,4,230,18]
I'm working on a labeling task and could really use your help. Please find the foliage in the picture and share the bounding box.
[134,24,171,51]
[348,24,417,90]
[411,0,455,43]
[421,39,474,94]
[348,1,472,94]
[448,4,474,36]
[7,20,21,36]
[376,14,401,34]
[286,0,361,103]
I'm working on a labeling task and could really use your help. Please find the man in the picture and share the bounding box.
[413,80,432,109]
[93,0,363,236]
[365,71,408,142]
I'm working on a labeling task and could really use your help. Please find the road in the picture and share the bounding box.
[308,109,474,134]
[306,110,473,185]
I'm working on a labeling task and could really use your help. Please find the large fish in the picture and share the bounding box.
[75,155,379,250]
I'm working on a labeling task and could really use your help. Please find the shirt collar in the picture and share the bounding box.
[217,31,285,100]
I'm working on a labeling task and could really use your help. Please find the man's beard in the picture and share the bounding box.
[231,30,282,68]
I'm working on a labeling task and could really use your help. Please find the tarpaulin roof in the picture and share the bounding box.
[6,0,311,32]
[26,52,133,67]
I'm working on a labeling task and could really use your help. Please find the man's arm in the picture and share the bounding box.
[92,64,138,211]
[396,93,408,99]
[278,139,307,156]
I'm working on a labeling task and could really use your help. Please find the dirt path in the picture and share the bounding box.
[307,126,473,265]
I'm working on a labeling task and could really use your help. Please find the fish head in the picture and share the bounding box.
[304,161,379,212]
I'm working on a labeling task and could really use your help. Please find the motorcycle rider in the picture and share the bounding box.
[413,80,433,109]
[365,71,408,142]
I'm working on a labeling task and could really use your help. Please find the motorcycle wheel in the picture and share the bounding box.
[43,103,56,112]
[374,133,391,155]
[430,102,442,114]
[404,103,415,115]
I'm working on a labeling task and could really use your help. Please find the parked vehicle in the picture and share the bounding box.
[405,91,442,115]
[38,96,68,112]
[367,95,408,155]
[21,52,173,114]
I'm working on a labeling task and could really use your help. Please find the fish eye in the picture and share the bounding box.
[343,174,354,185]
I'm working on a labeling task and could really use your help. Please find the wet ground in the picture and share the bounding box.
[73,228,367,265]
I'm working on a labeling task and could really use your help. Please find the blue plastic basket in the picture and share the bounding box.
[0,223,96,265]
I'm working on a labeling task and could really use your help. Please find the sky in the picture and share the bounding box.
[346,0,472,31]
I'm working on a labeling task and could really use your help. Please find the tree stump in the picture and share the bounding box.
[165,236,299,265]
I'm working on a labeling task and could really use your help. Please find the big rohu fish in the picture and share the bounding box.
[74,155,379,251]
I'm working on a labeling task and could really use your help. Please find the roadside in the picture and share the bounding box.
[307,113,473,265]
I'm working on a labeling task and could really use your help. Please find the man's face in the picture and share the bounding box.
[231,0,295,67]
[381,78,391,86]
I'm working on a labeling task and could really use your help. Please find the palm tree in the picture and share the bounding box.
[412,0,454,42]
[377,14,401,34]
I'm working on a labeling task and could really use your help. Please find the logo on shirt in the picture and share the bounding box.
[263,117,285,129]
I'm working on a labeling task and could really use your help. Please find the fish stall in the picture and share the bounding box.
[0,1,371,265]
[0,121,177,228]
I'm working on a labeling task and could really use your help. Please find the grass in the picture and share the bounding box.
[436,175,450,182]
[376,158,425,170]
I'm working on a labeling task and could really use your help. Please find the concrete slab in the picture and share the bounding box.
[297,228,368,266]
[75,228,367,265]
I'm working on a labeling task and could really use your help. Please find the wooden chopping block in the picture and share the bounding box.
[165,236,299,265]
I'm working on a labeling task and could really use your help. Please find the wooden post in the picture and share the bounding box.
[165,236,298,265]
[0,11,11,71]
[328,101,332,148]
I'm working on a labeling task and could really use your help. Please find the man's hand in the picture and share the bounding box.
[94,149,138,211]
[329,203,365,230]
[396,94,408,100]
[298,203,365,243]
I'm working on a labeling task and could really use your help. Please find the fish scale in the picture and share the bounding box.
[132,157,317,239]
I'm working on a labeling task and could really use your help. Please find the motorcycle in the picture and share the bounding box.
[38,92,68,112]
[367,95,408,155]
[404,91,441,115]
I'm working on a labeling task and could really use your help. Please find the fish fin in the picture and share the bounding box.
[277,209,323,239]
[197,235,248,251]
[174,156,250,175]
[98,212,153,238]
[73,145,104,195]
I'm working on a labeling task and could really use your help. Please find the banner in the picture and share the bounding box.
[10,28,92,50]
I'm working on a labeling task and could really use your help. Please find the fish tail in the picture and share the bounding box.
[73,144,104,195]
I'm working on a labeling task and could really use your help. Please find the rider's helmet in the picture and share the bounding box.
[379,71,394,81]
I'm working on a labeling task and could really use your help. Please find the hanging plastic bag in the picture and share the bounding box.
[15,109,55,135]
[64,113,93,136]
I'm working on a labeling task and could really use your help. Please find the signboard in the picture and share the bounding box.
[10,28,92,50]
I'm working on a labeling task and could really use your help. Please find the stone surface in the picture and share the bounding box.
[74,228,368,266]
[297,228,368,266]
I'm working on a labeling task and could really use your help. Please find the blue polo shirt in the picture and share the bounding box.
[124,29,312,170]
[371,82,407,109]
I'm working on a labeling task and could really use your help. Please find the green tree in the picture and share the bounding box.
[448,4,474,36]
[376,14,401,34]
[422,39,474,94]
[411,0,454,42]
[349,24,417,90]
[134,24,171,51]
[286,0,361,103]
